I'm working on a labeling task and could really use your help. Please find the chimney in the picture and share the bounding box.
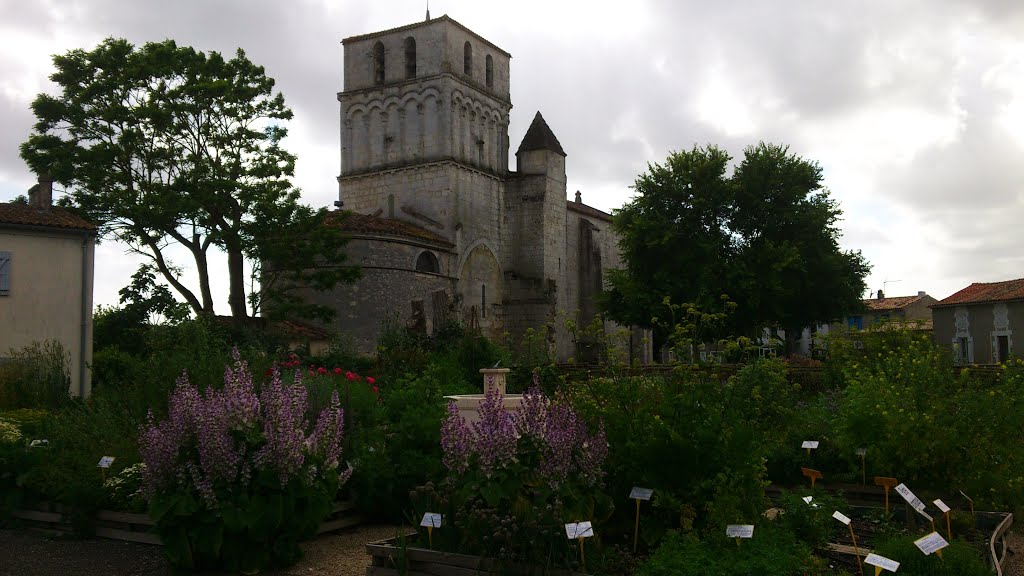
[918,291,926,297]
[877,289,884,299]
[574,190,582,203]
[31,174,53,208]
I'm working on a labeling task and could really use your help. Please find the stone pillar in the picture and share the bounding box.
[479,367,510,395]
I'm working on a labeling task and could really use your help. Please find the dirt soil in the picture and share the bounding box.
[0,524,397,576]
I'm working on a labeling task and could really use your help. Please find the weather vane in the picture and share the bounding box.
[426,0,430,21]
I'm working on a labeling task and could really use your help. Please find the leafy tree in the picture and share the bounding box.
[604,143,869,349]
[20,38,357,319]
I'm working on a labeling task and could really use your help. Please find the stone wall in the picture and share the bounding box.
[299,234,455,354]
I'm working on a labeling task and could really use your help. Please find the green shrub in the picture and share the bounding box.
[638,526,829,576]
[872,533,989,575]
[0,340,71,410]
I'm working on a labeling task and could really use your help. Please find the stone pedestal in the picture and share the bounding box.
[479,368,510,395]
[445,367,520,425]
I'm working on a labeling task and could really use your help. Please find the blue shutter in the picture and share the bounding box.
[0,251,9,295]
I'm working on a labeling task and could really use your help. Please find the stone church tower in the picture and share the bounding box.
[304,14,650,362]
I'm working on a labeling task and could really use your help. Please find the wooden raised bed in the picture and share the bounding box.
[365,535,589,576]
[11,499,360,545]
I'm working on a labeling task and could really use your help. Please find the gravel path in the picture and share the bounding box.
[0,524,397,576]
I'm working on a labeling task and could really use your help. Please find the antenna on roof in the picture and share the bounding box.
[883,279,902,294]
[426,0,430,20]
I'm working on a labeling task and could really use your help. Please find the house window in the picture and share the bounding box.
[997,335,1010,363]
[415,251,439,273]
[0,251,9,296]
[847,315,863,330]
[404,37,416,79]
[373,41,385,85]
[463,41,472,76]
[955,336,972,365]
[485,54,493,87]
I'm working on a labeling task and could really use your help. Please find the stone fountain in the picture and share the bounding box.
[444,367,524,424]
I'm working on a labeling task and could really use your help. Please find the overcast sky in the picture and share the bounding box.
[2,0,1023,312]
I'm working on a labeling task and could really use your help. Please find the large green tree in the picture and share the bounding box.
[604,142,870,348]
[20,38,356,319]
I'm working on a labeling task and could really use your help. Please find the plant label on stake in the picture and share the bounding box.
[801,440,819,456]
[726,524,754,546]
[565,522,593,569]
[802,496,820,508]
[629,487,653,552]
[895,483,925,511]
[874,477,898,514]
[420,512,442,548]
[864,553,900,575]
[914,532,948,559]
[801,467,823,488]
[934,499,952,541]
[833,511,863,575]
[97,456,115,481]
[29,439,48,448]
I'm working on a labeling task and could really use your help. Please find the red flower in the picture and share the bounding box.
[366,376,376,385]
[333,367,342,375]
[317,367,327,375]
[264,368,272,377]
[372,385,379,394]
[345,371,356,381]
[289,354,297,360]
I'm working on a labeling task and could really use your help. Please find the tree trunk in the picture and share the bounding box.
[227,244,247,318]
[194,246,215,315]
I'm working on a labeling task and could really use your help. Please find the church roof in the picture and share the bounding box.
[516,112,566,157]
[327,211,453,248]
[342,14,511,58]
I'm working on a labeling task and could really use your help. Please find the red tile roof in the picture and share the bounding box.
[933,278,1024,307]
[0,202,96,231]
[863,295,923,311]
[326,212,453,247]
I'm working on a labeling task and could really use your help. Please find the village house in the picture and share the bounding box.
[931,278,1024,364]
[0,176,96,397]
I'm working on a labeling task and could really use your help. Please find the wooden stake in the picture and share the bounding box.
[945,511,952,542]
[578,536,585,570]
[633,498,641,553]
[427,525,433,549]
[860,453,866,486]
[849,524,864,576]
[874,567,882,576]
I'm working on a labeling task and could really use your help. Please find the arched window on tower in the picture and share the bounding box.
[373,41,385,85]
[404,37,416,79]
[485,54,493,88]
[415,251,439,274]
[463,41,473,76]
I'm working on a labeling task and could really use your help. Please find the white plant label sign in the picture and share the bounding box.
[801,441,819,449]
[895,483,926,511]
[864,553,900,572]
[933,499,951,513]
[832,511,851,525]
[856,447,867,457]
[629,487,654,500]
[914,532,949,556]
[29,439,48,448]
[725,525,754,538]
[916,508,933,522]
[565,521,593,539]
[802,496,813,504]
[420,513,442,528]
[97,456,115,468]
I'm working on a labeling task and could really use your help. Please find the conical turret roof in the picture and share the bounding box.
[516,111,566,157]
